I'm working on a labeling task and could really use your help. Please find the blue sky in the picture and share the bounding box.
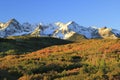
[0,0,120,29]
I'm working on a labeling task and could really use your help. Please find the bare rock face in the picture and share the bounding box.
[31,24,42,37]
[98,27,118,39]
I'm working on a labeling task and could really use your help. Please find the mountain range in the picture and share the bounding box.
[0,18,120,39]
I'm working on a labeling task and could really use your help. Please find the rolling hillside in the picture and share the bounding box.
[0,37,120,80]
[0,36,72,56]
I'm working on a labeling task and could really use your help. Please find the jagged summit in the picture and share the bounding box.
[0,19,120,39]
[8,18,18,23]
[55,21,76,27]
[5,18,19,26]
[0,19,36,38]
[66,21,75,26]
[98,27,118,39]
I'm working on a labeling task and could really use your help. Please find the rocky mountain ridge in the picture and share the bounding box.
[0,19,120,39]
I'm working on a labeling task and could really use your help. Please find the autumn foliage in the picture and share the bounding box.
[0,38,120,80]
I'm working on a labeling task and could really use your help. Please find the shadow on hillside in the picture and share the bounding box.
[0,37,72,56]
[0,70,18,80]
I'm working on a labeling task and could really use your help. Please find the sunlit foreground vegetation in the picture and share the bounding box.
[0,36,120,80]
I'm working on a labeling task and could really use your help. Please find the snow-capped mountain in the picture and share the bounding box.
[53,21,92,39]
[0,19,36,38]
[98,27,118,39]
[0,19,120,39]
[31,21,120,39]
[112,29,120,37]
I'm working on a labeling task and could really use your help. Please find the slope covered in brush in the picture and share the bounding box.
[0,39,120,80]
[0,36,72,56]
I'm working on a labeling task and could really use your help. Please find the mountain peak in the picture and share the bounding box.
[55,21,77,28]
[98,27,117,39]
[10,18,17,21]
[0,19,120,39]
[7,18,19,25]
[66,21,76,26]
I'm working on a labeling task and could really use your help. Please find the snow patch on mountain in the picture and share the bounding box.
[54,21,92,39]
[112,29,120,37]
[0,19,120,39]
[98,27,118,39]
[42,24,58,36]
[0,19,36,37]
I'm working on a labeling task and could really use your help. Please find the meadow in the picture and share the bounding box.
[0,36,120,80]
